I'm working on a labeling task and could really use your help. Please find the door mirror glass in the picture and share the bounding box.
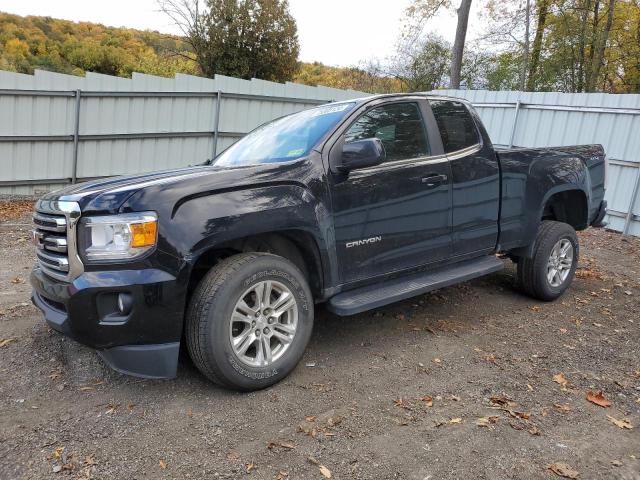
[339,138,386,171]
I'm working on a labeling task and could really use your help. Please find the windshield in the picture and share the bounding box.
[214,102,356,167]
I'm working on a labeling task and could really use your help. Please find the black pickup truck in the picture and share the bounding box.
[30,94,607,390]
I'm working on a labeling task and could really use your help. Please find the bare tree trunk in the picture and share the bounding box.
[526,0,551,91]
[520,0,531,91]
[586,0,616,92]
[450,0,472,89]
[577,0,593,92]
[586,0,601,87]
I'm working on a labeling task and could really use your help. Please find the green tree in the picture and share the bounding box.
[158,0,299,81]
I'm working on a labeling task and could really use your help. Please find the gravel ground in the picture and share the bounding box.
[0,203,639,480]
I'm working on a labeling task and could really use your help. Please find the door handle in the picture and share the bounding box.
[421,174,448,187]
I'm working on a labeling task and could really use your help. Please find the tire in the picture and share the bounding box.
[185,253,314,391]
[517,221,579,301]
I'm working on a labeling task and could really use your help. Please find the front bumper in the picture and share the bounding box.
[30,265,184,378]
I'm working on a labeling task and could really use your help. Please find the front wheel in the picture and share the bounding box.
[186,253,314,391]
[517,221,579,301]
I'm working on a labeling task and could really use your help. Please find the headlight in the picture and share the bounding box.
[79,212,158,261]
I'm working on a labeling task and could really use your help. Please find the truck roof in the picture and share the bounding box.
[337,92,472,107]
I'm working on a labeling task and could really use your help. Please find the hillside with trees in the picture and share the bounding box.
[0,11,395,92]
[1,0,639,94]
[0,12,199,77]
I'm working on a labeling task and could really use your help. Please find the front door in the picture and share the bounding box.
[329,100,453,284]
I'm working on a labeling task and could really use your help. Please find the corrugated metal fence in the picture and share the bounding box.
[0,69,365,195]
[432,89,640,236]
[1,73,639,236]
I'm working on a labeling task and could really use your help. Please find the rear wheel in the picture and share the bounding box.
[186,253,314,391]
[517,221,579,301]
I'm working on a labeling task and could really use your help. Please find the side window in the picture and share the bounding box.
[344,103,429,162]
[430,100,480,153]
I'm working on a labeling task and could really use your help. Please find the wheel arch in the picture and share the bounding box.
[186,230,325,303]
[541,188,589,230]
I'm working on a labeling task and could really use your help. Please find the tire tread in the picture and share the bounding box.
[185,253,262,389]
[517,220,578,301]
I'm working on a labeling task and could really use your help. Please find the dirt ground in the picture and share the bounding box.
[0,202,639,480]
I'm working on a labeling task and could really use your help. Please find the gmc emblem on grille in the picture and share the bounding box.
[346,236,382,249]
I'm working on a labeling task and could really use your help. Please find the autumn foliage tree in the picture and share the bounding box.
[158,0,299,82]
[483,0,640,92]
[0,12,198,76]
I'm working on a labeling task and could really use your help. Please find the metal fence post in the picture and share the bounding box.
[71,89,81,184]
[212,90,222,159]
[622,167,640,236]
[508,100,521,148]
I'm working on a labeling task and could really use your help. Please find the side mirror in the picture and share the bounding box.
[338,138,385,172]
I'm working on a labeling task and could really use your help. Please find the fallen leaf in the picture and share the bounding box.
[554,403,571,414]
[226,451,240,460]
[553,373,569,388]
[586,391,611,408]
[421,395,433,407]
[53,447,65,459]
[393,398,410,410]
[505,410,531,420]
[433,358,442,364]
[245,462,256,473]
[10,276,23,284]
[606,415,633,430]
[489,394,516,408]
[319,465,332,478]
[547,462,579,479]
[83,455,97,466]
[449,417,463,424]
[476,416,499,427]
[105,404,120,414]
[0,200,34,222]
[267,441,296,450]
[528,425,540,436]
[159,459,167,470]
[0,338,16,348]
[304,415,316,422]
[327,415,342,426]
[276,471,289,480]
[186,407,193,417]
[79,386,94,392]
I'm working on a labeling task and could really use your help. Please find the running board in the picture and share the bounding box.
[327,256,504,316]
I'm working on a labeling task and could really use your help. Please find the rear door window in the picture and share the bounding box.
[430,100,480,153]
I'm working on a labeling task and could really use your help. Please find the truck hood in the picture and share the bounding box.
[42,161,307,214]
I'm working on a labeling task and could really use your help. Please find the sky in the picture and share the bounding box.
[0,0,482,67]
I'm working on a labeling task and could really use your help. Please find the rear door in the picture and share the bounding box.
[329,99,453,284]
[429,99,500,256]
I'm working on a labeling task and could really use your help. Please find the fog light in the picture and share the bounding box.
[117,293,133,315]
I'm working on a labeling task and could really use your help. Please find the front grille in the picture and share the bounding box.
[33,200,82,281]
